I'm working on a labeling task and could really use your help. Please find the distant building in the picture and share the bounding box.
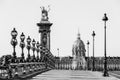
[55,32,86,70]
[54,33,120,71]
[72,32,86,70]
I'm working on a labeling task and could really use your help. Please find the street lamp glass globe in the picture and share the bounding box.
[87,40,90,45]
[36,41,40,48]
[11,28,18,37]
[27,36,31,43]
[92,31,95,37]
[32,39,36,46]
[20,32,25,41]
[102,13,108,21]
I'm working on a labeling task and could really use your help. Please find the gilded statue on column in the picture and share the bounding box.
[40,6,50,21]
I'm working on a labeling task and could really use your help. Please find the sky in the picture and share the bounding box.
[0,0,120,58]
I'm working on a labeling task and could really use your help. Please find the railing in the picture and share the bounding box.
[0,28,56,79]
[0,67,8,79]
[0,62,54,79]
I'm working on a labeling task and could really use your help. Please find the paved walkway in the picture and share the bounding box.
[30,70,120,80]
[109,71,120,79]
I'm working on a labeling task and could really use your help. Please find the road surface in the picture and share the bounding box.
[29,70,119,80]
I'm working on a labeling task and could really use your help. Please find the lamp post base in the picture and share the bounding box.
[92,69,95,71]
[103,70,109,77]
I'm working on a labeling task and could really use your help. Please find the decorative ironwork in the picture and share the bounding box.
[26,36,31,62]
[11,28,18,63]
[20,32,25,62]
[36,41,40,62]
[32,39,36,62]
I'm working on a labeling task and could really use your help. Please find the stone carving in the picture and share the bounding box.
[40,6,50,21]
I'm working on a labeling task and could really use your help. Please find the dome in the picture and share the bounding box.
[72,33,86,57]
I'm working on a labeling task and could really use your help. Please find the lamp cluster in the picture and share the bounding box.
[10,28,54,65]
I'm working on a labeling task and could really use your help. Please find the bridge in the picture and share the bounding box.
[0,42,55,79]
[0,6,120,80]
[0,6,55,80]
[0,62,54,79]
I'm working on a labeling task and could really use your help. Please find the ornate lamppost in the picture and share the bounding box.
[26,36,31,62]
[92,31,95,71]
[87,40,90,70]
[11,28,18,63]
[36,41,40,62]
[102,13,109,76]
[32,39,36,62]
[57,48,59,69]
[20,32,25,62]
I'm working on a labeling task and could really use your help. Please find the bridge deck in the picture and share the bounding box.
[31,70,119,80]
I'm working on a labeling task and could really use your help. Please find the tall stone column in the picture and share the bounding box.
[37,6,52,50]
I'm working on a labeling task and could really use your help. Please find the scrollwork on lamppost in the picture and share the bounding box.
[39,46,43,62]
[11,28,18,63]
[36,41,40,62]
[20,32,25,62]
[26,36,31,62]
[32,39,36,62]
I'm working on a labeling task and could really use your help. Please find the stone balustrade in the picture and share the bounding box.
[0,62,52,79]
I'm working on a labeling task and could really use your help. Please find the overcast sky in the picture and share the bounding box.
[0,0,120,58]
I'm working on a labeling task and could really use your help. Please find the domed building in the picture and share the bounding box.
[54,32,87,70]
[72,32,86,70]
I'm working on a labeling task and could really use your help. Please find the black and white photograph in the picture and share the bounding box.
[0,0,120,80]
